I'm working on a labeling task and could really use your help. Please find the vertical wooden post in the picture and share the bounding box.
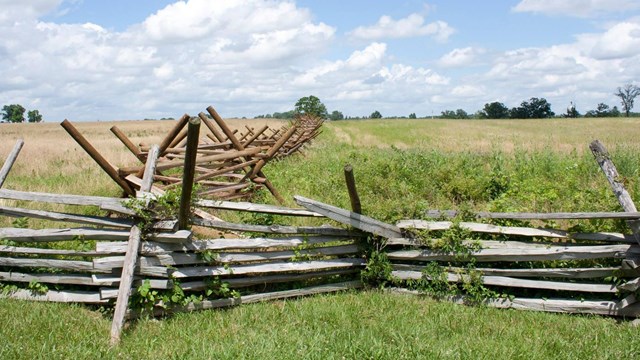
[109,145,160,346]
[61,120,135,196]
[178,118,201,230]
[0,139,24,188]
[140,145,160,193]
[343,164,362,214]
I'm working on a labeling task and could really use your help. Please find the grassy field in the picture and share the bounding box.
[1,117,640,358]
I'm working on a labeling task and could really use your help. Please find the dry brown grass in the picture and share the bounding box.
[328,117,640,154]
[1,117,637,197]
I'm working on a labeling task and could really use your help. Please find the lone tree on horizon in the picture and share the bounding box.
[294,95,328,119]
[615,84,640,117]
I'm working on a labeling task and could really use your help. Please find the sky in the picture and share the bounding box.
[1,0,640,121]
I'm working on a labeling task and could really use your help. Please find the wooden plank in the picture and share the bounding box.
[138,281,362,316]
[396,220,638,243]
[140,145,160,193]
[181,269,359,291]
[0,227,190,243]
[100,269,359,298]
[294,195,402,239]
[0,271,105,286]
[392,270,617,293]
[139,258,365,278]
[424,209,640,220]
[390,289,640,317]
[618,277,640,292]
[96,235,352,254]
[110,226,142,346]
[0,205,133,229]
[192,217,360,237]
[0,245,118,257]
[240,280,362,303]
[387,238,552,248]
[391,264,622,279]
[0,257,95,272]
[0,289,108,304]
[194,199,322,217]
[111,144,161,345]
[94,244,360,270]
[0,139,24,188]
[0,188,133,215]
[387,244,637,262]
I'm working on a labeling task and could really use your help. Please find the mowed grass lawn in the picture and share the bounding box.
[1,117,640,359]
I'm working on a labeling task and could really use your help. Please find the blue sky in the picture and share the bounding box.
[2,0,640,120]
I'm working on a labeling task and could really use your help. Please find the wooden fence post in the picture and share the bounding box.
[590,140,640,312]
[110,126,145,162]
[0,139,24,188]
[589,140,640,243]
[110,145,160,346]
[61,120,135,196]
[343,164,362,214]
[178,118,201,230]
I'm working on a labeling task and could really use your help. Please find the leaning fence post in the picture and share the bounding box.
[110,145,160,346]
[590,139,640,309]
[178,117,201,230]
[343,164,362,214]
[61,120,135,196]
[589,140,640,243]
[0,139,24,188]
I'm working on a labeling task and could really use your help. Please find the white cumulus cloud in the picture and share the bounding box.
[512,0,640,18]
[349,13,454,42]
[438,47,486,67]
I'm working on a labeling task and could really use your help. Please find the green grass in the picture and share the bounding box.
[1,291,638,359]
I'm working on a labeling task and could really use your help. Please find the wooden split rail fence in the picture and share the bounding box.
[0,138,361,345]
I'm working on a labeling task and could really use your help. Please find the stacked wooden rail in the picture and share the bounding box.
[388,219,640,316]
[0,188,190,305]
[382,140,640,317]
[63,106,323,203]
[0,138,361,345]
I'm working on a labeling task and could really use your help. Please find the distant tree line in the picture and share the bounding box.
[257,84,639,121]
[1,104,43,123]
